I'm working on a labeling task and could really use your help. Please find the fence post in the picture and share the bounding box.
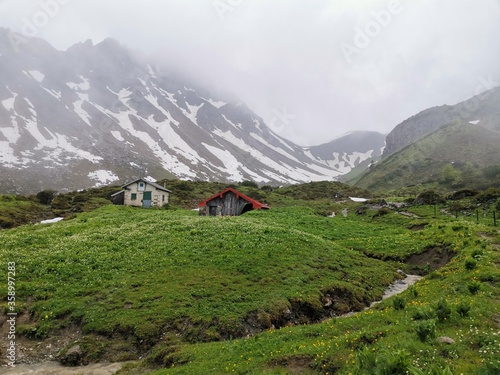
[476,209,479,224]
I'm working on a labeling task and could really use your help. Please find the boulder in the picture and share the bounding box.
[436,336,455,344]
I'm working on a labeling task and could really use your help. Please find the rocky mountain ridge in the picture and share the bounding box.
[0,28,385,194]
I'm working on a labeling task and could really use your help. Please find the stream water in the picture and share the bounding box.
[340,273,422,318]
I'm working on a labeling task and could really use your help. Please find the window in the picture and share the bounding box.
[162,195,165,202]
[138,182,145,191]
[131,193,137,200]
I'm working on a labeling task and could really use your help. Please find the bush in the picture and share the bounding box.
[447,189,479,200]
[464,258,477,270]
[475,188,500,203]
[467,281,481,295]
[412,306,436,321]
[393,296,406,311]
[51,196,70,210]
[240,180,258,188]
[415,190,444,205]
[482,164,500,179]
[36,190,56,205]
[435,299,451,323]
[478,359,500,375]
[456,301,471,317]
[353,348,413,375]
[408,286,419,298]
[415,319,436,342]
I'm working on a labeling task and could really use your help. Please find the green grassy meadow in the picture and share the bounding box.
[0,183,499,374]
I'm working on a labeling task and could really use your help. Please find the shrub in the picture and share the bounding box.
[412,306,435,321]
[435,299,451,323]
[240,180,258,188]
[464,258,477,270]
[408,286,419,298]
[36,190,56,205]
[447,189,479,200]
[475,188,500,203]
[415,319,436,342]
[415,190,444,205]
[471,248,483,259]
[467,281,481,295]
[354,346,377,373]
[51,196,70,210]
[393,296,406,311]
[456,301,471,317]
[353,348,412,375]
[478,359,500,375]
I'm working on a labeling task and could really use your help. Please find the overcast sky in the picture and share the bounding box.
[1,0,499,145]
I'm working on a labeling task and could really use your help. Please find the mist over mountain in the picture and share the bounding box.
[0,29,386,194]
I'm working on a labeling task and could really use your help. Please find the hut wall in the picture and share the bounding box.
[206,191,250,216]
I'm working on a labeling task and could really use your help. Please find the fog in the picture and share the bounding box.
[1,0,499,145]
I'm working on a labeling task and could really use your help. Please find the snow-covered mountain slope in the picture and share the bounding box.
[305,131,386,173]
[0,28,384,194]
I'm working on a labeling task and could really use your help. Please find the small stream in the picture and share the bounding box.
[340,273,422,318]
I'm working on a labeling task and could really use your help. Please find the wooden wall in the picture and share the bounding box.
[204,191,252,216]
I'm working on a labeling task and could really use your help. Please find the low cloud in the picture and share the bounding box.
[1,0,499,145]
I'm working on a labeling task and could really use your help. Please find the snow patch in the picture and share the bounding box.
[1,92,17,111]
[111,131,124,141]
[93,97,198,178]
[222,115,242,130]
[41,87,62,100]
[181,103,204,126]
[203,97,226,108]
[24,117,102,163]
[66,76,90,91]
[40,217,63,224]
[469,120,480,125]
[349,197,368,202]
[73,93,92,126]
[88,170,119,186]
[202,143,244,181]
[28,70,45,83]
[250,132,301,163]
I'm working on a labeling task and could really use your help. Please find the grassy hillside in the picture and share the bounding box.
[383,86,500,158]
[355,121,500,193]
[0,183,498,374]
[1,207,400,344]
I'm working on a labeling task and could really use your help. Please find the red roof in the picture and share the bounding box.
[197,188,270,210]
